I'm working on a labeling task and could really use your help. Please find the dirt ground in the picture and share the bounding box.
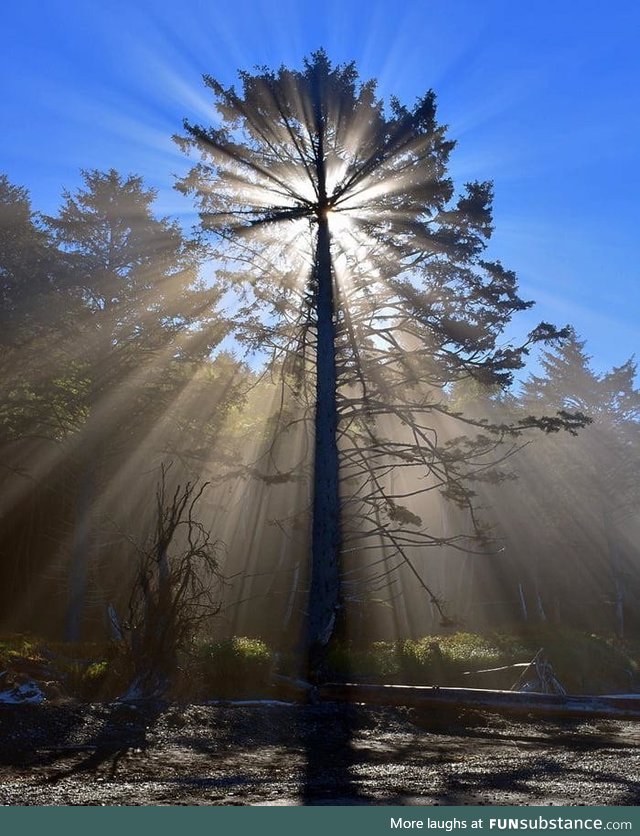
[1,702,640,806]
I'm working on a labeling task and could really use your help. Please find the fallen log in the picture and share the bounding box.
[317,682,640,721]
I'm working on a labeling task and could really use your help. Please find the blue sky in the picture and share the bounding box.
[2,0,639,376]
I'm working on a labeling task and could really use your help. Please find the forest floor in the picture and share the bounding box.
[1,702,640,806]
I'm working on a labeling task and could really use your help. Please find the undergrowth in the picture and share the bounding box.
[325,628,638,693]
[1,628,637,698]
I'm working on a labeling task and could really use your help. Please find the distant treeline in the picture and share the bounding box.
[1,169,639,644]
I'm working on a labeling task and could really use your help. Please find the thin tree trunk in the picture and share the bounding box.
[603,505,624,639]
[518,582,528,621]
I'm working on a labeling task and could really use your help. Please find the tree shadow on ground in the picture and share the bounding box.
[3,703,640,804]
[0,704,87,766]
[40,700,165,783]
[300,701,366,804]
[426,749,640,806]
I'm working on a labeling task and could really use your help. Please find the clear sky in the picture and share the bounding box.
[2,0,639,376]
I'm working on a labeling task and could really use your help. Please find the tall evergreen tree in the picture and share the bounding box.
[518,330,640,633]
[0,175,79,444]
[42,170,231,639]
[1,175,55,343]
[176,52,583,672]
[0,170,246,639]
[0,175,86,630]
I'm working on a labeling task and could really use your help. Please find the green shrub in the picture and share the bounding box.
[324,629,637,693]
[396,633,526,685]
[324,633,521,685]
[197,637,273,698]
[326,641,401,680]
[57,656,122,698]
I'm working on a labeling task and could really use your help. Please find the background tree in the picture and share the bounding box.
[44,170,240,639]
[176,51,583,673]
[516,331,640,635]
[0,175,87,629]
[0,170,245,639]
[440,332,640,635]
[0,175,81,446]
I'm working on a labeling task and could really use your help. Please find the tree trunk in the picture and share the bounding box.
[603,504,624,639]
[65,460,95,642]
[518,581,528,621]
[307,213,340,677]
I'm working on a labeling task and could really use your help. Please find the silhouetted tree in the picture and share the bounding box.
[176,52,584,673]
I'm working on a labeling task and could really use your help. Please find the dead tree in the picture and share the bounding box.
[122,464,222,698]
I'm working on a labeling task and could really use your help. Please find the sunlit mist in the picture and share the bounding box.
[0,50,638,665]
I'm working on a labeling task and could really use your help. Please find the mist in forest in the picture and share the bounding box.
[1,54,638,656]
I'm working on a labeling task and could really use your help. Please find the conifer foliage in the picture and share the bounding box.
[176,52,584,666]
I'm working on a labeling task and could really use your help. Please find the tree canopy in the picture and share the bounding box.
[176,52,586,661]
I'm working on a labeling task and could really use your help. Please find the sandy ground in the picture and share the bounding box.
[1,702,640,806]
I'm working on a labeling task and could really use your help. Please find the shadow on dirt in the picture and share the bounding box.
[41,701,165,783]
[1,703,640,804]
